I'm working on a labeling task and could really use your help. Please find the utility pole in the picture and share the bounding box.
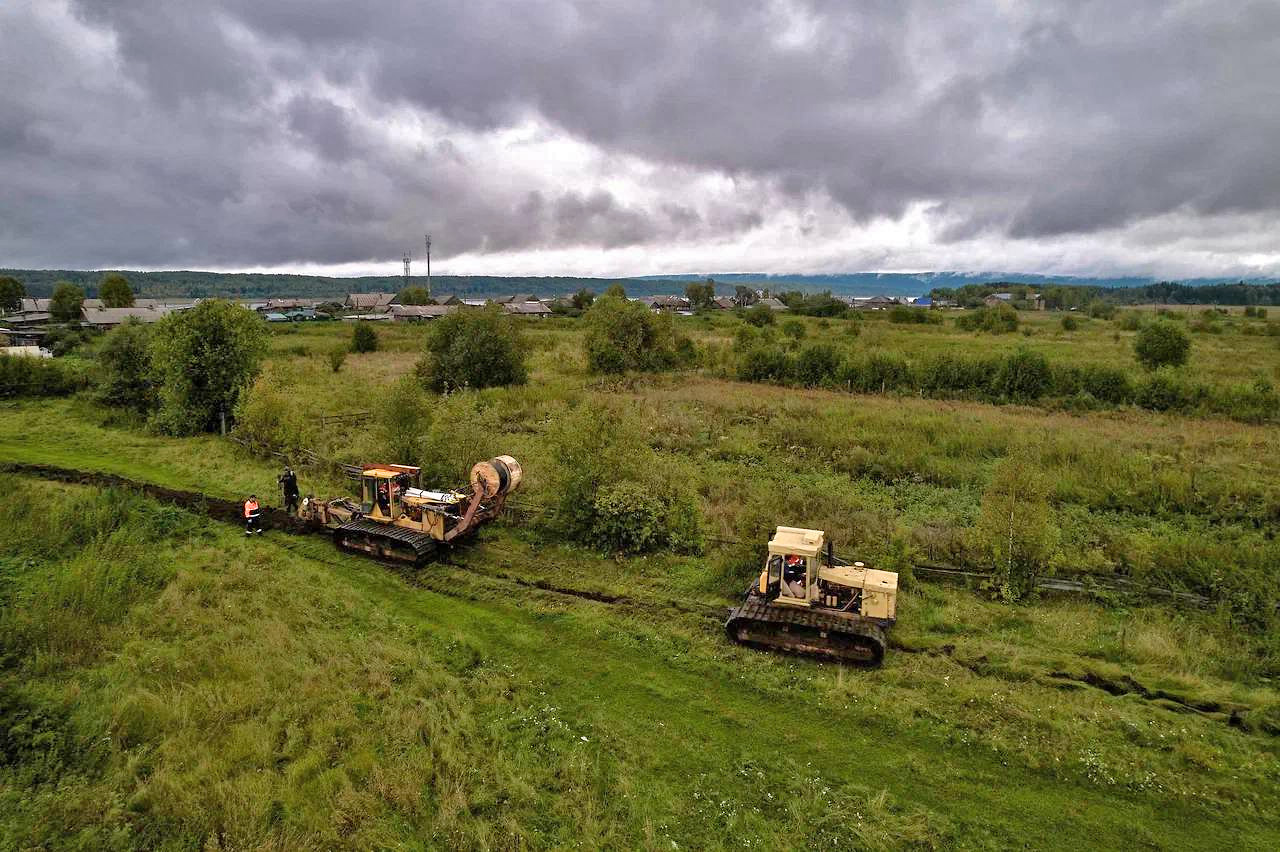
[403,253,411,294]
[424,233,432,300]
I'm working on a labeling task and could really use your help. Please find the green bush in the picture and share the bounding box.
[841,352,911,393]
[150,300,267,435]
[94,319,155,414]
[327,347,346,373]
[589,481,665,553]
[1079,365,1134,405]
[1116,312,1144,331]
[781,319,806,339]
[916,354,997,396]
[1086,299,1116,319]
[546,403,702,554]
[417,306,528,392]
[736,346,792,383]
[888,305,933,324]
[992,348,1051,401]
[0,274,25,312]
[1060,315,1078,331]
[793,343,842,387]
[955,304,1018,334]
[1134,368,1200,412]
[0,354,87,399]
[1134,320,1191,369]
[351,322,379,353]
[1210,378,1280,424]
[972,454,1058,602]
[743,303,777,327]
[583,295,686,374]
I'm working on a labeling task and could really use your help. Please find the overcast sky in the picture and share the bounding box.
[3,0,1279,278]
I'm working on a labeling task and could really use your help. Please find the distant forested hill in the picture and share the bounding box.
[0,269,646,300]
[5,267,1279,303]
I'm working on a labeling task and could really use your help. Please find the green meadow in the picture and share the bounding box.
[3,307,1279,849]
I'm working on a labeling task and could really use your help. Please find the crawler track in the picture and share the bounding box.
[725,595,887,665]
[334,518,438,564]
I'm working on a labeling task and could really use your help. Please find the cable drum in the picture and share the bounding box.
[470,456,523,498]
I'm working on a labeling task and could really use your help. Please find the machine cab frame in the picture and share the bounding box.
[359,465,420,522]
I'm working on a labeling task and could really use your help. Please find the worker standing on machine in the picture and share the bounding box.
[244,495,262,535]
[278,466,300,515]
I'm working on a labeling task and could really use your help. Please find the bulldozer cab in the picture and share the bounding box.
[360,466,419,522]
[760,526,825,607]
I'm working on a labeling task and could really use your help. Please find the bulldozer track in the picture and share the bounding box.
[726,596,888,666]
[334,518,438,564]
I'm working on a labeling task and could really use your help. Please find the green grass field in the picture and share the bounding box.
[3,309,1279,849]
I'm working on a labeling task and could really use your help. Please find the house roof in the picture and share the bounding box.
[346,293,395,309]
[392,305,456,318]
[499,293,538,304]
[20,298,51,312]
[81,306,172,326]
[713,297,736,309]
[429,293,462,305]
[502,301,553,315]
[757,297,788,310]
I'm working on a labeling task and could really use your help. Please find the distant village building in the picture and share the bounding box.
[80,306,176,328]
[637,295,692,312]
[757,297,789,311]
[345,293,395,313]
[502,301,554,317]
[392,305,457,322]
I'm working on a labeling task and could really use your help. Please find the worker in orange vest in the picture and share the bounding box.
[244,495,262,535]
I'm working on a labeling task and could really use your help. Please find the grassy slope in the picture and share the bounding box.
[5,314,1280,848]
[3,482,1278,850]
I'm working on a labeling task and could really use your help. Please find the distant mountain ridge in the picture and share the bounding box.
[639,271,1279,298]
[4,267,1277,300]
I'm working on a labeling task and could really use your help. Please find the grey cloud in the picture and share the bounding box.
[1,0,1278,272]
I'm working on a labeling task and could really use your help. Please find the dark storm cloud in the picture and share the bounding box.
[2,0,1278,271]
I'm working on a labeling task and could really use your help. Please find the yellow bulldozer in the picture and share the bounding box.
[725,526,898,664]
[297,455,522,564]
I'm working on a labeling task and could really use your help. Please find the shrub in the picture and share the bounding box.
[589,481,665,553]
[888,305,930,324]
[327,347,346,373]
[1134,368,1199,412]
[0,354,87,399]
[351,322,379,353]
[417,305,528,392]
[1079,365,1134,405]
[1116,312,1144,331]
[992,348,1051,401]
[1134,320,1191,369]
[955,304,1018,334]
[95,319,155,414]
[736,346,792,383]
[781,319,806,339]
[744,303,777,327]
[546,403,702,554]
[841,352,911,393]
[380,377,431,464]
[1060,315,1078,332]
[1086,299,1116,319]
[916,354,997,396]
[582,295,685,374]
[1210,378,1280,424]
[972,453,1058,602]
[150,300,267,435]
[793,343,842,387]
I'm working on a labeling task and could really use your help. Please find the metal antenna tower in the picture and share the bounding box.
[403,252,411,292]
[424,233,432,299]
